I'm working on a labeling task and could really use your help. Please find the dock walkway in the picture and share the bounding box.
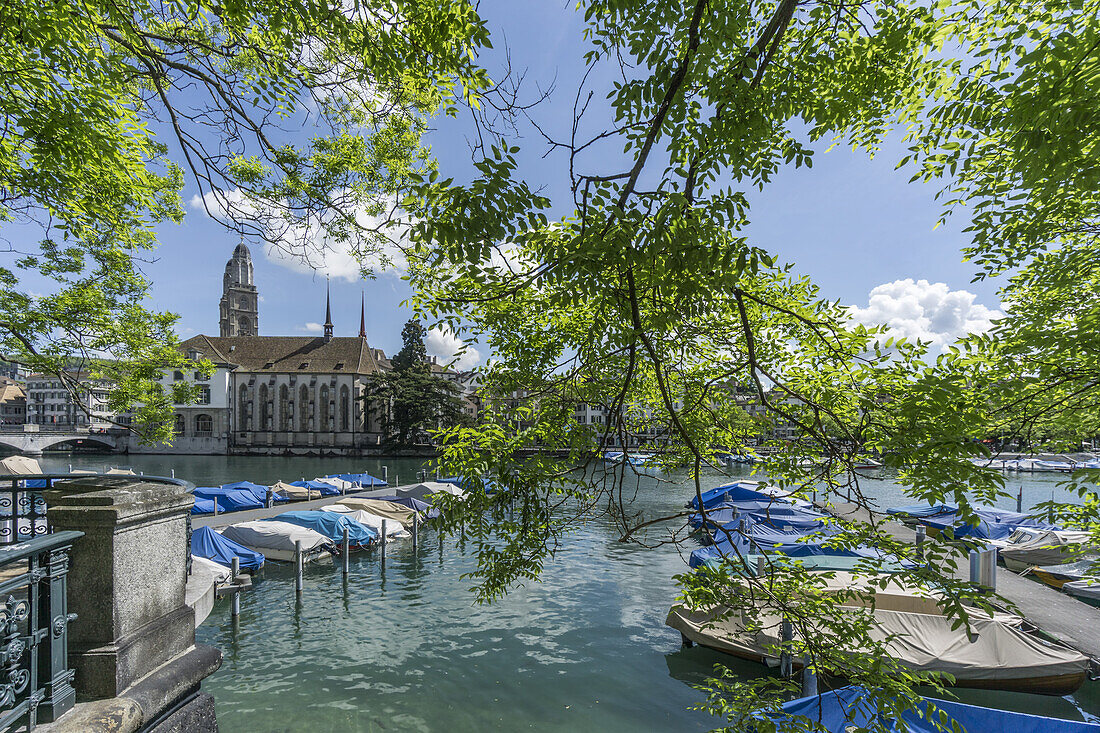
[830,502,1100,661]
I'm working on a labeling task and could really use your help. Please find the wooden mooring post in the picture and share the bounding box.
[380,519,387,565]
[295,540,304,595]
[231,556,241,618]
[342,526,350,577]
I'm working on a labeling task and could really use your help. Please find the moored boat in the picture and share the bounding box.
[220,520,334,563]
[989,527,1095,572]
[666,572,1090,695]
[1064,579,1100,607]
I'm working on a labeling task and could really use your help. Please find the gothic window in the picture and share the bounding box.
[238,316,251,335]
[319,385,330,431]
[238,385,249,430]
[279,384,290,431]
[339,386,349,431]
[173,413,185,436]
[299,385,310,431]
[258,384,270,430]
[194,414,213,437]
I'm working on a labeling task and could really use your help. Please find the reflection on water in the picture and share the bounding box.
[35,454,1100,731]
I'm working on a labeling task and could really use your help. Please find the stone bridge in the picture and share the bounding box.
[0,430,118,455]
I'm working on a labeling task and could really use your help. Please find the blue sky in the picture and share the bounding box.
[24,1,1006,365]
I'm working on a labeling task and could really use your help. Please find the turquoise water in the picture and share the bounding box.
[36,455,1100,731]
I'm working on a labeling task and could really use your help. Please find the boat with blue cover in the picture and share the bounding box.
[761,685,1100,732]
[325,472,388,487]
[263,510,377,548]
[190,526,265,572]
[288,479,342,497]
[192,486,265,514]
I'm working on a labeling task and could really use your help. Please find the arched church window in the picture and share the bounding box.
[238,385,249,430]
[279,384,291,431]
[319,385,330,431]
[339,386,349,431]
[258,384,270,430]
[238,316,250,335]
[299,385,310,431]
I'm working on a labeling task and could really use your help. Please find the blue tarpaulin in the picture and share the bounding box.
[220,481,276,501]
[290,480,342,496]
[192,487,264,512]
[763,685,1100,733]
[264,511,377,546]
[922,506,1058,540]
[190,526,265,571]
[691,501,826,530]
[438,476,499,494]
[690,534,899,570]
[325,473,388,487]
[688,481,781,510]
[886,503,957,519]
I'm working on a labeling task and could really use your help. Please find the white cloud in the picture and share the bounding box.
[189,188,409,281]
[426,327,482,370]
[848,278,1002,351]
[302,322,324,333]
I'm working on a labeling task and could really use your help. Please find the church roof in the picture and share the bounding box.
[180,335,383,375]
[232,242,252,260]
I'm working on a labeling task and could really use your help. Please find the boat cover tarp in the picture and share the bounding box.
[1028,559,1100,585]
[690,536,891,570]
[220,481,272,501]
[190,526,265,570]
[325,473,388,487]
[319,505,410,538]
[763,685,1100,733]
[691,501,826,530]
[668,586,1089,688]
[220,520,333,554]
[191,496,219,515]
[334,497,416,526]
[289,480,342,496]
[992,528,1094,567]
[191,555,233,584]
[886,503,957,519]
[315,476,353,492]
[264,511,376,546]
[688,481,770,510]
[192,487,263,512]
[1064,579,1100,604]
[0,456,42,475]
[270,481,320,501]
[397,481,463,501]
[923,506,1059,540]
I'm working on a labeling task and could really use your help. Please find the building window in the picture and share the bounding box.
[238,385,249,430]
[319,385,330,432]
[196,385,211,404]
[194,414,213,437]
[259,383,270,431]
[173,414,185,437]
[339,385,349,431]
[279,384,291,431]
[194,370,209,381]
[173,371,184,381]
[298,385,310,432]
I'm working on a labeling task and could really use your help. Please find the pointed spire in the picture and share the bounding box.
[323,278,334,342]
[359,292,366,338]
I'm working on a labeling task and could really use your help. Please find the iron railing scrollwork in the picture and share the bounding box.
[0,530,83,731]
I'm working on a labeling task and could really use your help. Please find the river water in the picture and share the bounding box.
[35,454,1100,732]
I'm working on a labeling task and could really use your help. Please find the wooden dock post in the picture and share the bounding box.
[380,519,387,565]
[801,656,817,696]
[382,466,388,483]
[342,526,350,577]
[1017,486,1023,513]
[412,514,419,552]
[266,489,273,508]
[295,540,304,595]
[231,556,241,619]
[915,524,925,561]
[213,499,219,516]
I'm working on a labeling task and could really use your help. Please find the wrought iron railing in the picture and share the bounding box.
[0,530,83,730]
[0,473,192,731]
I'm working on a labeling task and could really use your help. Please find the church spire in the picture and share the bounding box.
[359,292,366,338]
[323,279,333,342]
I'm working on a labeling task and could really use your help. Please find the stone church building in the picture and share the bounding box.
[153,243,395,455]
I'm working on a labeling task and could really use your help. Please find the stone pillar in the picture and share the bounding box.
[43,478,221,732]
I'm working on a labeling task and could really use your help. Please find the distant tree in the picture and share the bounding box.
[365,319,468,445]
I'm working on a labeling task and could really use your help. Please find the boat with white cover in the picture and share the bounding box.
[666,572,1090,695]
[320,504,410,538]
[220,520,334,563]
[988,527,1095,572]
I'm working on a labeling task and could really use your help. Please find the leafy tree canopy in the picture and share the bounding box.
[0,0,489,441]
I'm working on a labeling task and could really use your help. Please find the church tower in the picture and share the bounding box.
[219,241,259,337]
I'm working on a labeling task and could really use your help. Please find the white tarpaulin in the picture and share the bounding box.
[0,456,42,475]
[991,528,1095,570]
[666,573,1089,694]
[397,481,463,501]
[271,481,319,501]
[220,521,332,562]
[315,477,353,492]
[335,498,416,527]
[319,505,410,538]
